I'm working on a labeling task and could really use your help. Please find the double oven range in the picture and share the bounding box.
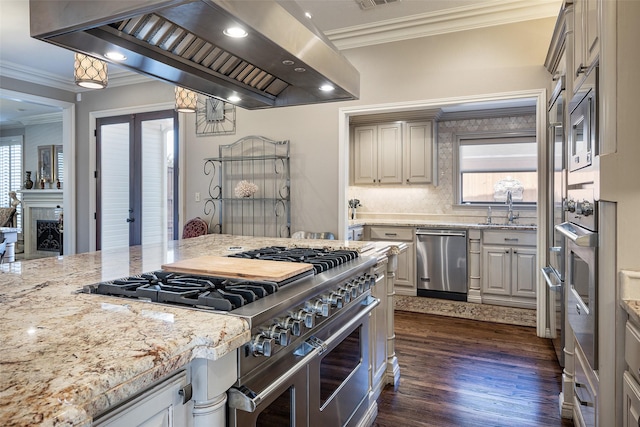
[84,246,379,427]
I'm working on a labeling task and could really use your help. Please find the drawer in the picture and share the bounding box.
[626,321,640,383]
[369,226,414,241]
[482,230,536,246]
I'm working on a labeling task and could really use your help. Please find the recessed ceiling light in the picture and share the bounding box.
[282,60,295,66]
[294,67,306,73]
[304,12,312,19]
[228,95,241,103]
[223,27,248,38]
[320,84,334,92]
[105,51,126,61]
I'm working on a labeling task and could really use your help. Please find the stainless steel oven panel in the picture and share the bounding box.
[308,297,377,427]
[568,65,597,177]
[564,223,597,369]
[228,357,308,427]
[542,267,564,366]
[565,188,597,232]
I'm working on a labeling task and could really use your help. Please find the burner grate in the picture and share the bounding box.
[93,271,279,311]
[228,247,359,273]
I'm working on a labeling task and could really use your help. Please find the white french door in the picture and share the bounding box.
[96,110,178,251]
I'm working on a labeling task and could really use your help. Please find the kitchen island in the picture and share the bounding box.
[0,234,396,427]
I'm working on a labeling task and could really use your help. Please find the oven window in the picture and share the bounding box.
[256,386,293,427]
[319,327,361,405]
[572,116,585,159]
[571,252,591,309]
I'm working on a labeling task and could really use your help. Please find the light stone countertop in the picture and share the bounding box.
[0,234,390,427]
[348,218,537,231]
[620,269,640,325]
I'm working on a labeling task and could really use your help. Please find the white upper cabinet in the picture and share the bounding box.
[403,121,433,184]
[573,0,600,91]
[353,123,402,185]
[353,121,434,186]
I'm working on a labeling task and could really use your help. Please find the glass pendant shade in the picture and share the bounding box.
[175,87,198,112]
[74,53,108,89]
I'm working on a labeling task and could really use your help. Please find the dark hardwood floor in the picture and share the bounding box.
[374,311,573,427]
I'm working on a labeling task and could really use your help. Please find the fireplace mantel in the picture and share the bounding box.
[18,189,63,257]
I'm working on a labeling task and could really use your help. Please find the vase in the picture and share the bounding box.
[24,171,33,189]
[350,208,356,220]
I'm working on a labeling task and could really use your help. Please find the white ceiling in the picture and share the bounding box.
[0,0,561,126]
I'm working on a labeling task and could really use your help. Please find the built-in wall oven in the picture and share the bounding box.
[556,187,598,370]
[568,65,598,181]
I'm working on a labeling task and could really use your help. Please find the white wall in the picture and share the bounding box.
[183,18,556,236]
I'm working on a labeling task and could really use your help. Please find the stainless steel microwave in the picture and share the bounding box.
[568,65,598,175]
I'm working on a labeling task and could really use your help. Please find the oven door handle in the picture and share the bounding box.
[555,222,597,247]
[228,296,380,413]
[541,267,562,292]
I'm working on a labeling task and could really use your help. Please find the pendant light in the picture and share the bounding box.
[74,53,108,89]
[175,87,198,113]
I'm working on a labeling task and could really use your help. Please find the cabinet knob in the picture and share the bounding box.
[406,179,409,183]
[513,250,518,254]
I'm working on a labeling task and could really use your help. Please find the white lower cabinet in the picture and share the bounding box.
[94,371,191,427]
[624,320,640,427]
[623,372,640,427]
[367,226,416,296]
[481,230,536,308]
[370,260,388,400]
[348,225,364,241]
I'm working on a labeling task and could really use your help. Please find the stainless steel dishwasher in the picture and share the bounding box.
[416,229,468,301]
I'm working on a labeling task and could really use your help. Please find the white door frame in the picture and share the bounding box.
[1,89,76,255]
[337,89,548,337]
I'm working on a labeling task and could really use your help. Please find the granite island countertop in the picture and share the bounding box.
[0,234,391,427]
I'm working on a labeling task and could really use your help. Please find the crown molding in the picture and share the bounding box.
[326,0,563,50]
[0,60,152,92]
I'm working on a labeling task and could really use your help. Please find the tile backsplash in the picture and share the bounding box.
[348,114,537,223]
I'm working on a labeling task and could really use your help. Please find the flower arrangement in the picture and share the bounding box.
[234,180,259,198]
[348,199,361,209]
[348,199,361,220]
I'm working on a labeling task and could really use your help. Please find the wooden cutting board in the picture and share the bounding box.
[161,256,314,282]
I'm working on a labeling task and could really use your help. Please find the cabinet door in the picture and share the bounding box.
[377,123,403,184]
[511,247,537,299]
[403,121,433,184]
[481,246,510,296]
[585,0,600,68]
[573,0,599,90]
[95,372,191,427]
[395,242,416,296]
[354,125,378,184]
[370,263,388,397]
[623,372,640,427]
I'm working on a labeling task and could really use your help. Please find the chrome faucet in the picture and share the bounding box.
[505,190,519,224]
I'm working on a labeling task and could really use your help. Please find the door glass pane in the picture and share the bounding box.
[319,328,361,405]
[256,387,293,427]
[101,122,130,250]
[141,118,172,245]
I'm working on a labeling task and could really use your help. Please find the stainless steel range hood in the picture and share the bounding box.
[30,0,360,109]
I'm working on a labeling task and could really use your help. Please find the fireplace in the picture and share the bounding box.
[36,220,61,252]
[18,189,63,257]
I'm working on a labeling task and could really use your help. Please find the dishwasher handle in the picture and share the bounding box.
[416,229,467,238]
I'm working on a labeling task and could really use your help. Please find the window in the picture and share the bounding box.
[456,134,537,205]
[0,136,23,227]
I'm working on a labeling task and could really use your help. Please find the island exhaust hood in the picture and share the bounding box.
[30,0,360,109]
